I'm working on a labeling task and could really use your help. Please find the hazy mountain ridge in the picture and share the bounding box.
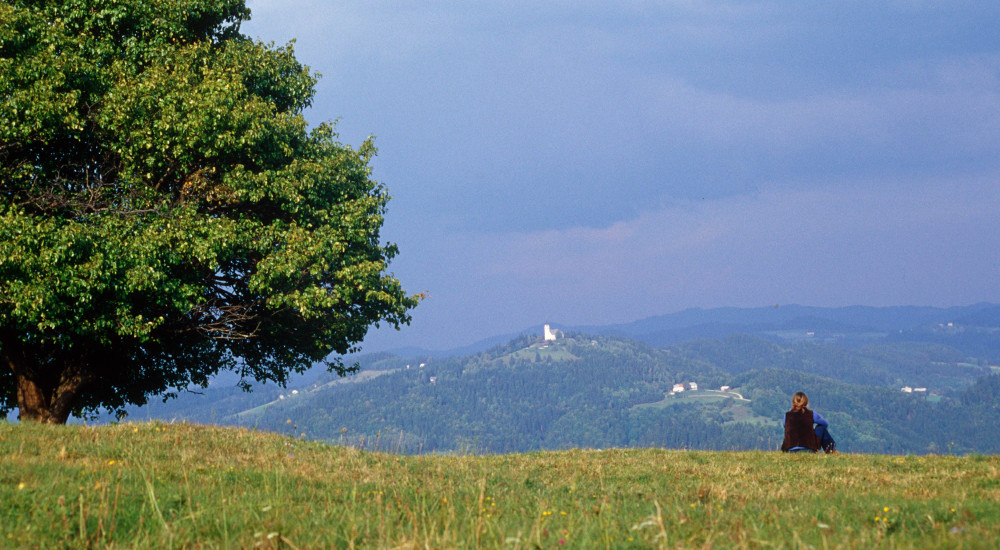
[401,303,1000,357]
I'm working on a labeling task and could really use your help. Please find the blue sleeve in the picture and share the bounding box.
[813,411,828,427]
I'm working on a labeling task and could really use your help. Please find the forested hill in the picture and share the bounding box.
[124,330,1000,456]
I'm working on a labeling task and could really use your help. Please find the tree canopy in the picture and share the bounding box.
[0,0,419,423]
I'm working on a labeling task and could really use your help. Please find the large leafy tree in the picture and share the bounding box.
[0,0,419,423]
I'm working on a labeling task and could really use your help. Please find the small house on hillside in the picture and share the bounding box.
[672,383,685,393]
[689,382,698,391]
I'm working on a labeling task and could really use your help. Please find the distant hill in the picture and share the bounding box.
[393,303,1000,358]
[594,303,999,333]
[117,326,1000,455]
[583,303,1000,351]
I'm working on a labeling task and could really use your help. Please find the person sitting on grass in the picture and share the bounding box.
[781,391,837,453]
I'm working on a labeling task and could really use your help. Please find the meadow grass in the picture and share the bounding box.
[1,421,998,549]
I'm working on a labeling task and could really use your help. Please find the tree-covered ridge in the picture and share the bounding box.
[0,0,418,423]
[125,331,1000,455]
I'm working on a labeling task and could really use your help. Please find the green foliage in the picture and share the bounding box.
[3,421,1000,548]
[0,0,418,421]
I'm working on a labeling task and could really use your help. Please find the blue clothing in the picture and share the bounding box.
[812,411,828,429]
[786,411,835,453]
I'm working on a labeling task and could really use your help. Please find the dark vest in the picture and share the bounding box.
[781,408,820,451]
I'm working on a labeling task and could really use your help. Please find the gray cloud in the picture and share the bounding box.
[243,1,1000,350]
[371,174,1000,348]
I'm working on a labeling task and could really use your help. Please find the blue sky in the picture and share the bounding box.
[243,1,1000,351]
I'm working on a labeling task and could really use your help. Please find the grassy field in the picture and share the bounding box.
[2,422,999,549]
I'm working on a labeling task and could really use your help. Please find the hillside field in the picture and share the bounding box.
[2,422,999,549]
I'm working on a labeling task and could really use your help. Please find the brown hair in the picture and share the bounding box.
[791,391,809,412]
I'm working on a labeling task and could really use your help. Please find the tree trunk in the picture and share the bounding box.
[15,370,92,424]
[3,347,91,424]
[16,374,59,423]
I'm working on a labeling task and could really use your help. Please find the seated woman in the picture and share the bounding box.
[781,391,837,453]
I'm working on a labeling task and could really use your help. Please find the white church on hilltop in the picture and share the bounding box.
[543,324,563,341]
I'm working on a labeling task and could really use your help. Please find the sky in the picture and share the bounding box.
[242,1,1000,352]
